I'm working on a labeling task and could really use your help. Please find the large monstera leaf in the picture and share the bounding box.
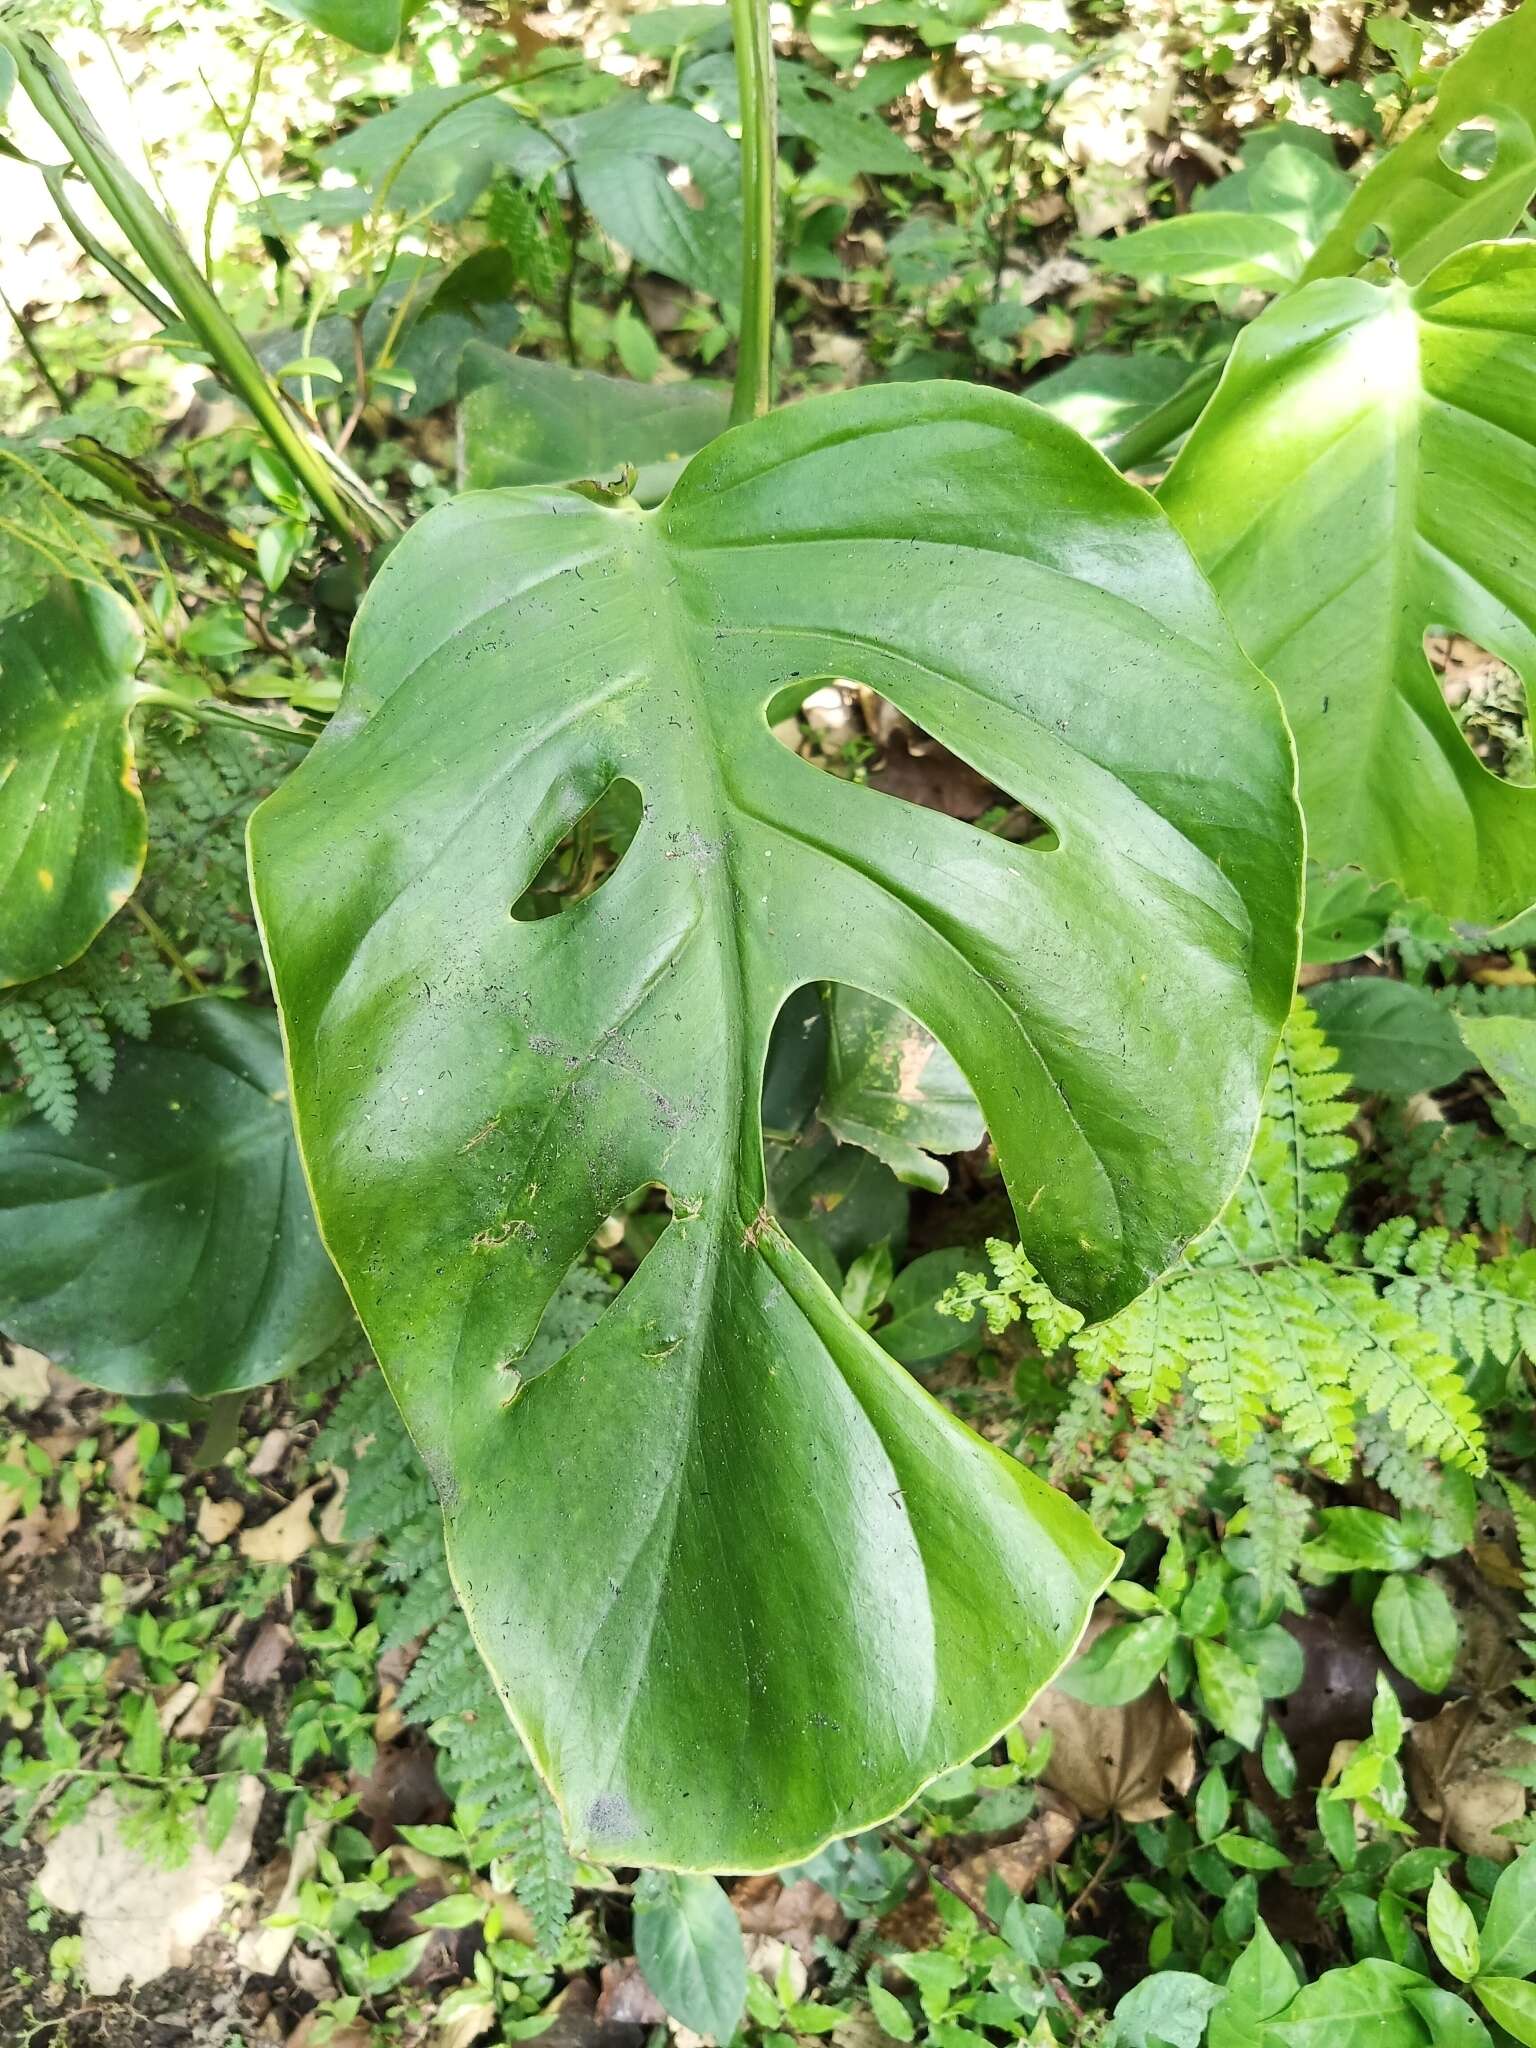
[0,579,147,987]
[1162,241,1536,927]
[0,1000,351,1396]
[250,382,1301,1870]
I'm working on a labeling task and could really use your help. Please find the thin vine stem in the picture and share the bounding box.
[728,0,778,425]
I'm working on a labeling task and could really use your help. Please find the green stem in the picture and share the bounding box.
[192,1389,247,1467]
[728,0,777,426]
[135,683,320,747]
[1,286,68,409]
[3,28,370,563]
[1105,359,1222,474]
[128,898,206,996]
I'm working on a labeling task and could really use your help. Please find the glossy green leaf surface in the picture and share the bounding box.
[1027,353,1191,450]
[1263,1960,1429,2048]
[1095,213,1307,292]
[250,381,1301,1870]
[0,579,147,987]
[0,1000,351,1396]
[458,344,729,502]
[819,987,983,1193]
[264,0,420,52]
[1301,0,1536,286]
[1162,241,1536,925]
[1374,1573,1458,1695]
[1475,1978,1536,2047]
[1458,1014,1536,1124]
[633,1872,747,2037]
[1307,979,1475,1096]
[1479,1848,1536,1977]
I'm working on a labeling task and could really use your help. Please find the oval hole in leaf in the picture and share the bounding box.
[1437,117,1500,183]
[1425,629,1532,786]
[510,775,644,920]
[766,681,1060,845]
[818,985,985,1196]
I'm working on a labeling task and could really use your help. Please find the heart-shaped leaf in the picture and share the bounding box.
[1162,240,1536,925]
[0,999,351,1396]
[250,382,1300,1869]
[0,579,147,987]
[1301,0,1536,286]
[553,99,743,305]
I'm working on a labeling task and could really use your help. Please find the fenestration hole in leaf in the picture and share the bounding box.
[1426,628,1533,786]
[1437,117,1500,183]
[767,681,1059,846]
[510,776,643,921]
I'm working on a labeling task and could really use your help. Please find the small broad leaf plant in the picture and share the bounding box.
[0,0,1534,1875]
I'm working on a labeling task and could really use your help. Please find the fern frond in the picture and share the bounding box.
[0,997,78,1130]
[1502,1480,1536,1709]
[1388,1114,1536,1236]
[428,1647,576,1950]
[1367,1220,1536,1376]
[1178,1273,1269,1456]
[1046,1370,1121,1485]
[1228,998,1355,1258]
[1223,1431,1309,1623]
[1297,1263,1485,1474]
[1080,1395,1219,1541]
[381,1554,455,1653]
[37,981,114,1094]
[1355,1409,1445,1513]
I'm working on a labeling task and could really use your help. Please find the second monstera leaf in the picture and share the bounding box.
[0,1000,351,1396]
[250,382,1301,1870]
[1162,240,1536,927]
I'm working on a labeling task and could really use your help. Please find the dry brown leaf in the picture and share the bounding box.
[597,1959,668,2026]
[0,1344,51,1410]
[286,1948,336,2001]
[1409,1702,1525,1861]
[246,1426,291,1478]
[1307,2,1358,75]
[878,1796,1077,1948]
[732,1874,849,1962]
[287,2019,372,2048]
[197,1495,245,1544]
[437,2002,499,2048]
[236,1808,332,1975]
[1474,1542,1526,1593]
[1020,1647,1196,1823]
[157,1678,202,1733]
[109,1433,142,1501]
[37,1777,262,1994]
[239,1484,321,1564]
[241,1618,294,1688]
[2,1496,80,1565]
[318,1465,349,1545]
[745,1936,806,2000]
[171,1662,226,1741]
